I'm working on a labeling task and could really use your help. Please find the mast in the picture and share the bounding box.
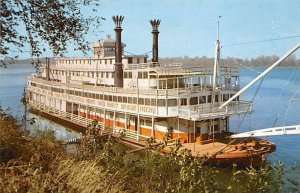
[212,16,221,105]
[220,43,300,109]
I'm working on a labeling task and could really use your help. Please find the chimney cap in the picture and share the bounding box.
[150,19,161,31]
[112,15,124,28]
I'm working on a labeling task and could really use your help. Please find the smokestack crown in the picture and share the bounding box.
[150,19,161,31]
[113,15,124,28]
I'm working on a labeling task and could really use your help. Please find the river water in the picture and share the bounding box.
[1,65,300,166]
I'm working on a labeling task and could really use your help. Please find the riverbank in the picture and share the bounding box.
[0,108,289,192]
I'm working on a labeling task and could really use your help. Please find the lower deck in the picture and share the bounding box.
[29,97,229,144]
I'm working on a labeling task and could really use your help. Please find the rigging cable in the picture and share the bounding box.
[260,69,295,127]
[268,68,299,127]
[222,52,263,132]
[283,84,300,125]
[223,35,300,47]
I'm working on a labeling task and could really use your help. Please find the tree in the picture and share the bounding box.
[0,0,103,66]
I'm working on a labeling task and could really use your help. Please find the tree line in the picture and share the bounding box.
[160,54,300,67]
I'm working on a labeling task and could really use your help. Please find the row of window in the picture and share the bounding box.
[123,71,149,79]
[50,70,115,79]
[57,57,147,65]
[57,59,114,65]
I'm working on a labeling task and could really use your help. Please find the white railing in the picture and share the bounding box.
[29,76,223,97]
[30,101,103,128]
[114,127,139,140]
[178,101,253,121]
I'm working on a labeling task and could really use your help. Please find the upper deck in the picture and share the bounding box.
[28,59,252,120]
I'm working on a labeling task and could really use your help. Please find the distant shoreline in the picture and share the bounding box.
[2,55,300,67]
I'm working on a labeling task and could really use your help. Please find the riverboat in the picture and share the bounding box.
[27,15,280,167]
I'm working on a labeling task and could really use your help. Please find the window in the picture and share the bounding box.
[113,96,117,102]
[118,96,122,102]
[144,57,147,63]
[151,99,156,106]
[157,99,166,106]
[168,99,177,107]
[180,98,187,106]
[215,95,219,102]
[199,96,206,104]
[223,94,229,101]
[138,72,143,79]
[133,97,137,104]
[124,72,128,78]
[123,96,127,103]
[128,57,132,64]
[106,73,109,78]
[190,97,198,105]
[109,95,112,101]
[208,95,212,103]
[137,58,140,64]
[143,72,148,79]
[129,72,132,78]
[128,97,132,104]
[145,98,150,106]
[138,98,144,105]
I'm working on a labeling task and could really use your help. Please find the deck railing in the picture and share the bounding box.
[29,76,238,98]
[29,101,102,128]
[178,101,253,121]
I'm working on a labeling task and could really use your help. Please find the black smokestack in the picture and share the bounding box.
[112,15,124,87]
[150,19,161,63]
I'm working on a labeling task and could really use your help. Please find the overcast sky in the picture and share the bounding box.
[81,0,299,59]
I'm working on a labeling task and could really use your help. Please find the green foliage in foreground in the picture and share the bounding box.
[0,110,299,192]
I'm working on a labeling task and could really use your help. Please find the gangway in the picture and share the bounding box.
[231,125,300,138]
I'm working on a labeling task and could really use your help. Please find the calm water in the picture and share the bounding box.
[1,65,300,166]
[0,65,80,140]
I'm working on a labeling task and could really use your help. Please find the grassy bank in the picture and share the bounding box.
[0,108,297,192]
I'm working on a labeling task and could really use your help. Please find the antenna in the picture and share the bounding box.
[217,16,221,41]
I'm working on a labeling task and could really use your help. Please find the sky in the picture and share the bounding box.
[18,0,300,59]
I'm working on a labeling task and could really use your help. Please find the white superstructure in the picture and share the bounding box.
[27,16,253,143]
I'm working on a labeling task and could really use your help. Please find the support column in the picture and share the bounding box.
[193,121,196,152]
[104,109,106,129]
[137,114,140,141]
[151,116,155,138]
[113,111,116,134]
[125,112,127,130]
[177,117,180,139]
[71,102,74,121]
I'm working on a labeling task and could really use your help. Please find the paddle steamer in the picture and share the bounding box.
[27,16,276,167]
